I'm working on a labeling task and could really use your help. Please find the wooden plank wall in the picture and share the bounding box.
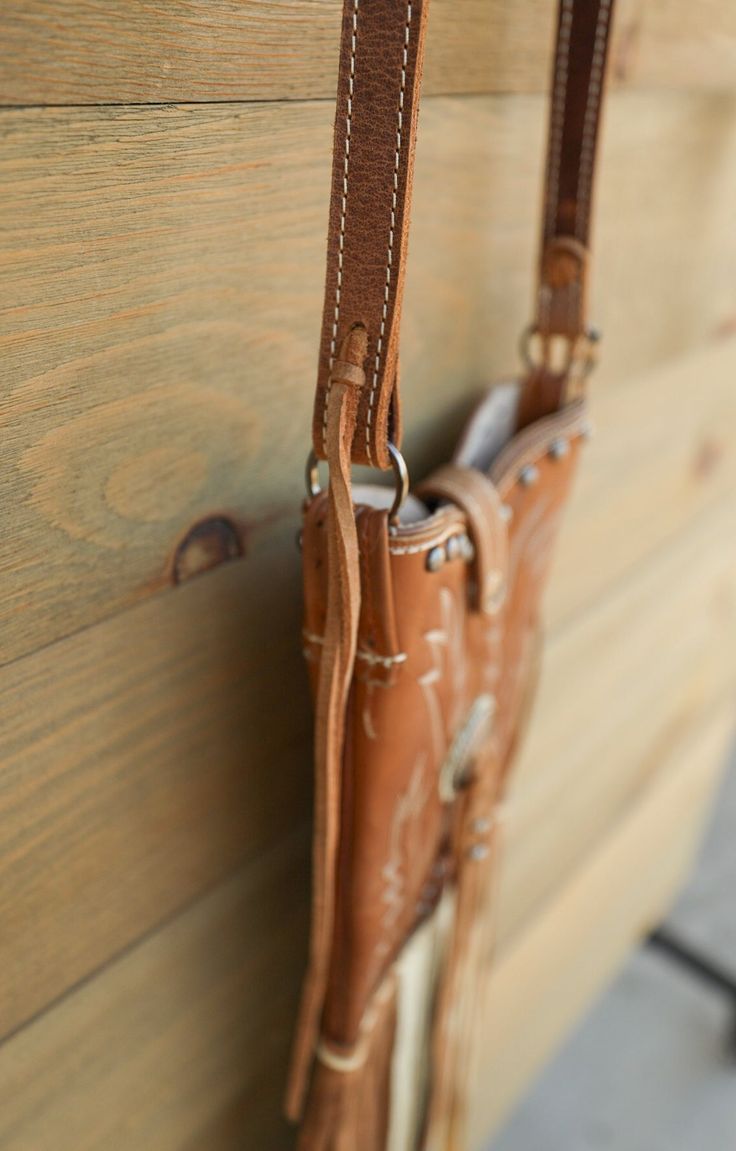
[1,4,735,1148]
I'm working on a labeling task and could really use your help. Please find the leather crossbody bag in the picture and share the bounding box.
[286,3,616,1147]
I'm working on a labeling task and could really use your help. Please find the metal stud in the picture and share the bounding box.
[445,534,462,562]
[459,533,475,562]
[519,464,540,487]
[549,437,569,460]
[500,504,514,523]
[471,817,492,835]
[426,544,446,573]
[468,843,489,862]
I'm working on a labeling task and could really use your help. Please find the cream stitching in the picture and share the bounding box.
[364,2,412,465]
[388,537,454,557]
[545,0,574,239]
[356,649,408,668]
[303,630,407,668]
[302,628,325,646]
[322,0,359,453]
[575,0,612,240]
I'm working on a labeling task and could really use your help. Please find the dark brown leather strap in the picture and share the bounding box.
[311,0,430,471]
[535,0,615,346]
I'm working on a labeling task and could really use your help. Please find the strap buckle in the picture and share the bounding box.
[519,324,602,381]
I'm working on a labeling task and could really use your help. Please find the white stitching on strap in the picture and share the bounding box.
[364,1,412,465]
[322,0,359,453]
[575,0,612,240]
[545,0,574,239]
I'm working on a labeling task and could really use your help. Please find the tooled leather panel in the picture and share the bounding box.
[311,0,430,470]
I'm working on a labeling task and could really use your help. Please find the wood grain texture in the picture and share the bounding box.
[468,702,734,1149]
[1,0,735,106]
[0,829,308,1151]
[497,486,736,949]
[3,92,736,668]
[1,336,734,1051]
[0,529,311,1042]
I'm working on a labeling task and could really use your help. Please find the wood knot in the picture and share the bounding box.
[171,515,245,584]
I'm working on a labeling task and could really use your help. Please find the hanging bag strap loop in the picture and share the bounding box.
[533,0,615,355]
[311,0,431,472]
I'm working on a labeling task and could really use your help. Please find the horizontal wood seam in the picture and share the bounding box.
[0,820,310,1054]
[2,81,731,113]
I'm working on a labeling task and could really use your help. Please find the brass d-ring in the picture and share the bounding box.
[305,441,409,524]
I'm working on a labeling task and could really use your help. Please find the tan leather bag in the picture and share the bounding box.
[287,3,616,1148]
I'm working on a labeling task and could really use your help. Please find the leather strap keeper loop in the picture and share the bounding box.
[418,464,509,619]
[330,358,366,390]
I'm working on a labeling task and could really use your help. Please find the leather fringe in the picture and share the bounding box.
[286,329,367,1120]
[298,978,398,1151]
[423,768,505,1151]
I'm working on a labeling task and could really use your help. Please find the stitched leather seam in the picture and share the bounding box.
[388,536,458,557]
[575,0,612,240]
[322,0,359,453]
[365,1,412,465]
[356,649,408,668]
[303,630,406,668]
[545,0,574,241]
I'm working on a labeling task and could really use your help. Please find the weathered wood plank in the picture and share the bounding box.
[1,1,735,106]
[1,342,734,1047]
[468,702,734,1148]
[3,94,736,667]
[0,828,308,1151]
[0,528,311,1042]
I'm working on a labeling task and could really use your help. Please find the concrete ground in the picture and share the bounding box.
[489,745,736,1151]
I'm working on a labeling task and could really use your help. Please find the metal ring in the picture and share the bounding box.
[305,449,322,501]
[304,441,409,524]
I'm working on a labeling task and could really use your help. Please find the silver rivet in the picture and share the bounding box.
[519,464,540,487]
[500,504,513,523]
[445,535,462,562]
[468,843,489,862]
[549,437,569,460]
[459,534,475,562]
[426,545,446,572]
[471,818,491,834]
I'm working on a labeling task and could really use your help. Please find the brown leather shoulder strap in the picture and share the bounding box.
[535,0,615,345]
[311,0,430,471]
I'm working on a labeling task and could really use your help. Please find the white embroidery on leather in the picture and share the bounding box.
[378,755,429,944]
